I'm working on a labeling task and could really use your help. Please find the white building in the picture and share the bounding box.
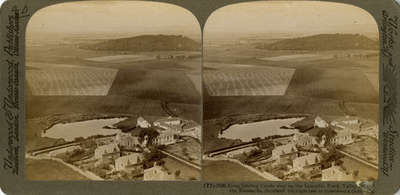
[292,153,321,172]
[153,131,176,146]
[331,116,361,130]
[341,116,360,125]
[144,164,177,181]
[322,164,354,181]
[115,132,140,149]
[137,116,151,128]
[153,116,182,131]
[293,133,318,147]
[314,116,329,128]
[360,124,378,139]
[329,129,353,145]
[272,143,298,163]
[94,143,120,159]
[115,153,143,171]
[181,124,201,141]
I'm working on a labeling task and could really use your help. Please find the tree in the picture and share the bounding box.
[74,137,85,142]
[138,128,160,145]
[143,149,165,168]
[175,170,181,177]
[257,139,273,149]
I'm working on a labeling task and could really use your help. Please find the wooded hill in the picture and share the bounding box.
[256,34,378,50]
[82,34,200,51]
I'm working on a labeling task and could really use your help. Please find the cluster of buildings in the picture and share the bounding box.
[44,116,200,181]
[91,116,200,180]
[155,52,201,60]
[219,115,377,181]
[333,52,379,59]
[152,116,201,144]
[330,116,378,140]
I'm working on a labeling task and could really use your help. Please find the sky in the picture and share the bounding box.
[205,1,379,38]
[27,1,200,36]
[26,1,380,39]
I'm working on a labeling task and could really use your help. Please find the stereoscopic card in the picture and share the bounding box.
[0,0,399,194]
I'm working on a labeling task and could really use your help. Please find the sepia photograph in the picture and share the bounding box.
[25,1,201,181]
[202,1,379,181]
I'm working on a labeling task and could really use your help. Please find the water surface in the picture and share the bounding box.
[42,117,127,141]
[219,117,303,142]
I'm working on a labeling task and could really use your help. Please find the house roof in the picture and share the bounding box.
[182,121,200,130]
[137,116,148,122]
[295,132,313,139]
[295,153,321,166]
[324,164,351,175]
[157,130,175,137]
[334,115,360,122]
[115,153,142,163]
[154,116,182,124]
[315,116,325,122]
[96,143,119,152]
[306,127,337,138]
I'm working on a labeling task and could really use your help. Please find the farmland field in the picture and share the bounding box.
[341,136,378,164]
[286,68,378,103]
[186,73,202,94]
[203,66,295,96]
[25,34,202,155]
[26,158,89,180]
[364,73,379,93]
[26,63,118,96]
[86,54,155,63]
[202,39,379,156]
[340,157,378,180]
[108,69,200,104]
[164,136,201,164]
[162,157,200,180]
[203,95,378,121]
[203,160,266,181]
[259,53,333,62]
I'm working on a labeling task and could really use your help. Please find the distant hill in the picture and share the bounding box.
[82,34,200,51]
[256,34,379,50]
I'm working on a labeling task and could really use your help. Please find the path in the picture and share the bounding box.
[159,149,201,170]
[337,149,378,170]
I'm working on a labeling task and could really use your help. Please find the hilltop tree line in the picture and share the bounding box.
[255,34,378,50]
